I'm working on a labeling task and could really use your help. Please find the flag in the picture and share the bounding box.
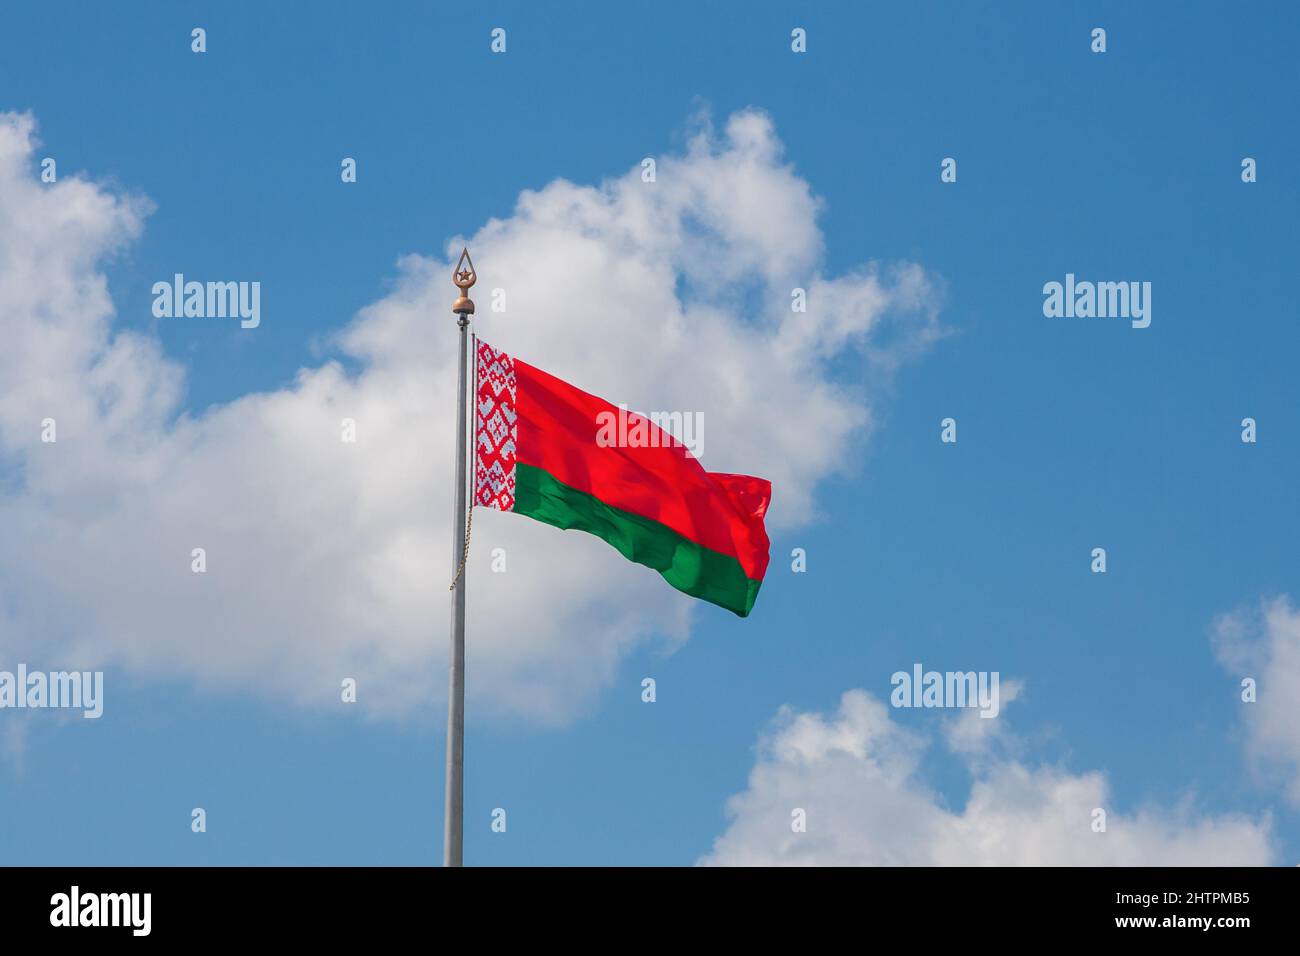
[473,339,771,617]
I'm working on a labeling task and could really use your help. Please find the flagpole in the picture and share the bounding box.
[445,248,476,867]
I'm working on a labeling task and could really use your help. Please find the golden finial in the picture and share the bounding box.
[452,247,476,317]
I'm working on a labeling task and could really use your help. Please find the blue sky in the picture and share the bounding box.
[1,1,1297,865]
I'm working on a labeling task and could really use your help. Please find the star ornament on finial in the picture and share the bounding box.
[452,247,477,316]
[453,248,477,289]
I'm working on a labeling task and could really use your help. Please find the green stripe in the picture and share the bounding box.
[513,462,762,617]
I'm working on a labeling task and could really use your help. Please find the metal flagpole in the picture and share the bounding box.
[445,247,476,867]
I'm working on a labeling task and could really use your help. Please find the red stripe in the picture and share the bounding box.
[513,358,771,581]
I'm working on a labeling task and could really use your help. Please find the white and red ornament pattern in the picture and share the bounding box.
[474,339,517,511]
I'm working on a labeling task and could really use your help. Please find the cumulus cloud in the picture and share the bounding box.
[0,109,940,723]
[700,689,1273,865]
[1213,596,1300,805]
[942,678,1023,756]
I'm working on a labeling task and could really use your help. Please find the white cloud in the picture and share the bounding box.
[942,678,1023,755]
[1213,596,1300,805]
[700,689,1273,865]
[0,109,940,723]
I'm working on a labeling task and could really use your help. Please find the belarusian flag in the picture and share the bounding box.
[473,339,771,617]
